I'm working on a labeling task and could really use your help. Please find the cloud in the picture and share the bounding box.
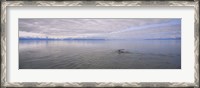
[19,18,181,39]
[19,31,46,38]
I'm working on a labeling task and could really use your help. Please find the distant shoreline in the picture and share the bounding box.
[19,38,181,41]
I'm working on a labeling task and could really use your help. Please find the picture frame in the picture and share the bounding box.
[1,0,199,88]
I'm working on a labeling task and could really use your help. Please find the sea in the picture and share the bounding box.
[19,40,181,69]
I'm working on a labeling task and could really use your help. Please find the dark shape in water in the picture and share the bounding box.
[117,49,131,54]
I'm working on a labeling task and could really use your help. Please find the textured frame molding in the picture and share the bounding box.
[1,1,199,88]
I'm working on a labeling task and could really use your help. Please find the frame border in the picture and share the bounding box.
[1,0,199,88]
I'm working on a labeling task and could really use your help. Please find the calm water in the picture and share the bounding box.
[19,40,181,69]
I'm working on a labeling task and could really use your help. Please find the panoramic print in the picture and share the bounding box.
[19,18,181,69]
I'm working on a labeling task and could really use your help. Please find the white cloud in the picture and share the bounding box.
[19,18,181,39]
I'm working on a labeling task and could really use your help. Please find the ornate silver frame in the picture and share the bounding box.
[1,0,199,88]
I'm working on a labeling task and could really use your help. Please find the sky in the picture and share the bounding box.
[19,18,181,40]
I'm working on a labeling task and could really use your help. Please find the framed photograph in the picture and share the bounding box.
[1,0,199,87]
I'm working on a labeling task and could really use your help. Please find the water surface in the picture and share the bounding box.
[19,40,181,69]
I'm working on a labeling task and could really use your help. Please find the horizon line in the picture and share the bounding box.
[19,37,181,40]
